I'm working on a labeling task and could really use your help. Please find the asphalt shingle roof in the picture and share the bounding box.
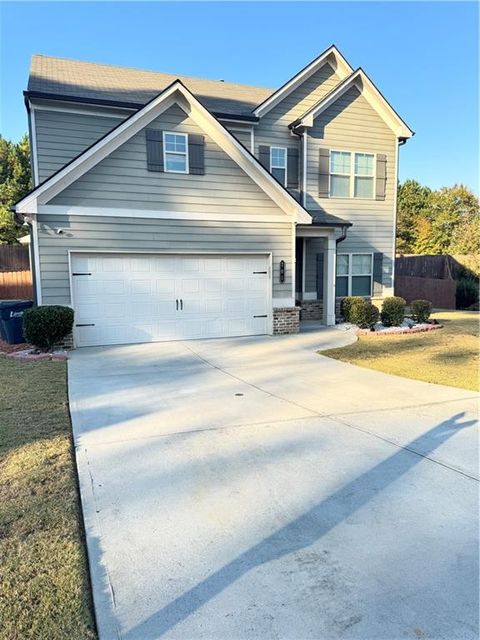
[28,55,274,116]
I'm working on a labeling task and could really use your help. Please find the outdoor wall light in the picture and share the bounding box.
[279,260,285,283]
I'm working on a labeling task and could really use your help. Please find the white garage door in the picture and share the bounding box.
[71,253,271,347]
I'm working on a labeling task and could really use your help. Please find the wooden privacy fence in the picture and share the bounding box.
[0,244,33,300]
[395,275,456,309]
[0,270,33,299]
[394,254,472,309]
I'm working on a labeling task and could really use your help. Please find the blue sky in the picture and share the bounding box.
[0,1,478,191]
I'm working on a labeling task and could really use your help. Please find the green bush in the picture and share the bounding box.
[351,300,380,329]
[380,296,406,327]
[410,299,432,323]
[341,296,364,322]
[23,305,74,350]
[456,277,479,310]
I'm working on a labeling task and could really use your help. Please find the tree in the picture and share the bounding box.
[0,134,31,244]
[396,181,480,255]
[396,179,431,253]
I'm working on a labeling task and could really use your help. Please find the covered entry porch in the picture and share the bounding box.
[295,216,351,326]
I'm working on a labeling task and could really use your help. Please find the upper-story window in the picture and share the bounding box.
[270,147,287,186]
[163,132,188,173]
[330,150,375,199]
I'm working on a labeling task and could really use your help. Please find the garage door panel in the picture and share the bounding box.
[72,253,270,347]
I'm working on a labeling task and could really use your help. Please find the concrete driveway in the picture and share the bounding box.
[68,326,479,640]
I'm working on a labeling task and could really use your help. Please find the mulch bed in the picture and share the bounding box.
[0,339,31,354]
[0,338,68,361]
[356,323,443,337]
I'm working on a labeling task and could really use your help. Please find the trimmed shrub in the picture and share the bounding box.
[410,299,432,323]
[341,296,364,322]
[380,296,406,327]
[23,305,74,350]
[456,277,479,310]
[351,300,380,329]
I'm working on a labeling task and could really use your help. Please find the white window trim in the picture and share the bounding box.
[336,252,373,296]
[329,149,376,200]
[270,146,287,187]
[163,131,189,174]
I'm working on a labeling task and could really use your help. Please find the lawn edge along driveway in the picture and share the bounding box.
[321,310,479,391]
[0,356,97,640]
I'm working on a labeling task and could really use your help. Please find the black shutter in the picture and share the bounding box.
[188,134,205,175]
[318,148,330,197]
[373,252,383,296]
[375,154,387,200]
[287,147,299,189]
[316,253,325,299]
[259,145,270,170]
[145,129,163,172]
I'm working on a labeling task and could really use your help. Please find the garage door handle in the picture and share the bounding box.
[76,323,95,327]
[253,315,267,318]
[180,299,183,311]
[176,299,179,310]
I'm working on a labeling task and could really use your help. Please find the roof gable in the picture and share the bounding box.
[15,80,311,223]
[252,45,353,118]
[291,68,414,139]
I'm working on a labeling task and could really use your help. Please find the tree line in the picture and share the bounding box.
[0,134,479,254]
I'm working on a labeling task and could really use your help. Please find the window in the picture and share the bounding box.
[163,132,188,173]
[270,147,287,186]
[330,151,351,197]
[329,151,375,198]
[354,153,374,198]
[336,253,373,296]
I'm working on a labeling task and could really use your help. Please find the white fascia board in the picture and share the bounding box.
[253,46,353,118]
[37,204,293,224]
[297,70,413,139]
[15,85,181,214]
[17,80,312,224]
[185,97,311,223]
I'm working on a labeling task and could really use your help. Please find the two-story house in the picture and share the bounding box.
[14,45,413,347]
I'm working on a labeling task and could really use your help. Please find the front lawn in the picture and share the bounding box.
[0,357,96,640]
[322,310,479,391]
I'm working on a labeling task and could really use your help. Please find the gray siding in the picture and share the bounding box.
[34,107,126,182]
[224,125,252,151]
[306,85,398,291]
[37,215,293,303]
[254,63,341,201]
[49,105,282,216]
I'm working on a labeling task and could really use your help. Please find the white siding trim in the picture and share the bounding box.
[31,217,42,304]
[31,103,126,119]
[392,138,400,289]
[272,297,296,308]
[302,131,307,207]
[18,81,311,224]
[37,204,291,223]
[291,221,296,300]
[253,47,353,117]
[30,106,39,187]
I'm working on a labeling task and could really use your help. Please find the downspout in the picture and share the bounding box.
[336,224,349,245]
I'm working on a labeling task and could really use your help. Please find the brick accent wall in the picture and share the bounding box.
[273,307,300,335]
[53,331,74,350]
[299,300,323,321]
[299,299,342,322]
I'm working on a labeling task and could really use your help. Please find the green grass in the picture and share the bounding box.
[0,357,96,640]
[322,310,479,391]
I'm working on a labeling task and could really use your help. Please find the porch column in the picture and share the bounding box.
[324,232,337,326]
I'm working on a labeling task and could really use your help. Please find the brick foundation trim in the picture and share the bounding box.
[53,331,74,350]
[273,307,300,335]
[299,299,342,322]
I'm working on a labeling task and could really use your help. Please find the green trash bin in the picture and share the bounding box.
[0,300,33,344]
